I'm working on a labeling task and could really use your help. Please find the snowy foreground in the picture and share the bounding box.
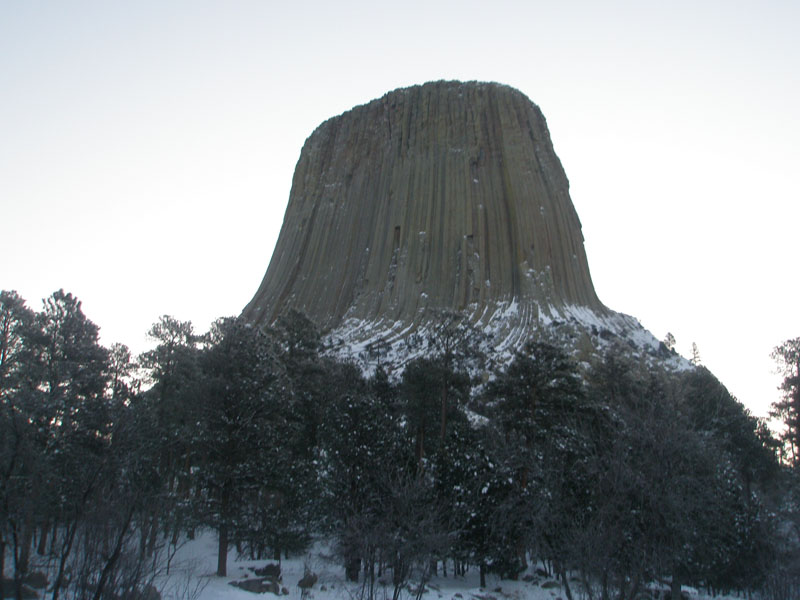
[157,532,741,600]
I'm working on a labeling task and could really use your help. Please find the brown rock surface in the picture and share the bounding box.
[243,81,609,338]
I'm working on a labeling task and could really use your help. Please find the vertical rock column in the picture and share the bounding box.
[243,80,605,331]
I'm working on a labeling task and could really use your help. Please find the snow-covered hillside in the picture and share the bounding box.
[324,300,688,378]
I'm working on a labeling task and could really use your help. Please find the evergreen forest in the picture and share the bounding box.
[2,289,799,600]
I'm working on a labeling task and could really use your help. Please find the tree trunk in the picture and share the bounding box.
[557,564,574,600]
[37,522,50,555]
[416,426,425,473]
[139,519,149,560]
[217,523,229,577]
[93,505,135,600]
[11,520,26,600]
[13,548,23,600]
[345,554,360,582]
[628,574,642,600]
[51,520,79,600]
[214,450,233,578]
[479,562,486,589]
[50,522,58,554]
[440,383,448,442]
[18,522,32,576]
[671,574,682,600]
[146,513,158,557]
[516,543,527,575]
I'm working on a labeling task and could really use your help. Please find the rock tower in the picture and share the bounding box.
[244,81,651,360]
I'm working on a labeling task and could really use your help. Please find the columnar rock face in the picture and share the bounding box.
[244,81,612,341]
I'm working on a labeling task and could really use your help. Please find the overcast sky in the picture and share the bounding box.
[1,0,798,419]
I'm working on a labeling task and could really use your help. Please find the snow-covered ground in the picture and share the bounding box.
[157,532,740,600]
[2,530,748,599]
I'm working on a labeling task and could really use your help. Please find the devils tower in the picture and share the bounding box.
[244,81,652,359]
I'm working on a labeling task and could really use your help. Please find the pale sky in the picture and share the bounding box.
[1,0,798,420]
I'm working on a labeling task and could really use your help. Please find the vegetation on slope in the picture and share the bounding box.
[1,290,798,599]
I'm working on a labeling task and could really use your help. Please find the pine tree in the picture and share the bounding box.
[486,341,588,582]
[488,341,583,449]
[423,311,486,442]
[0,290,37,399]
[691,342,702,366]
[137,315,201,550]
[664,332,676,352]
[433,425,521,586]
[318,362,411,581]
[267,310,328,454]
[770,338,800,466]
[0,290,40,595]
[34,290,111,600]
[400,356,469,471]
[107,342,138,405]
[195,316,299,576]
[682,366,778,486]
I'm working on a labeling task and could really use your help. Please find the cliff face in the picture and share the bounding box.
[244,81,609,337]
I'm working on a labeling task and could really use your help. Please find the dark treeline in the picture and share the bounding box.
[1,289,798,600]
